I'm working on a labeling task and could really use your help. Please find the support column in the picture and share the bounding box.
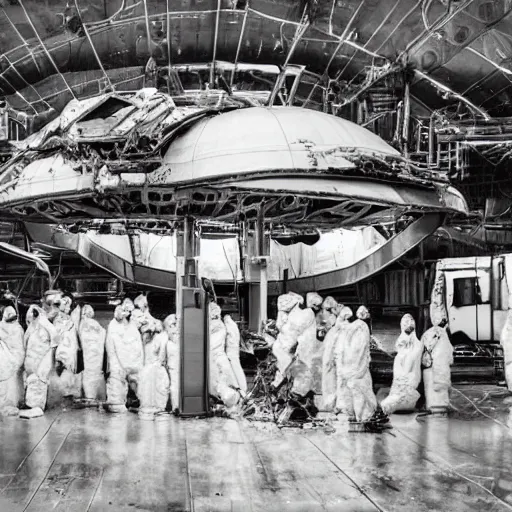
[259,259,268,332]
[176,217,209,416]
[255,207,268,332]
[402,72,411,159]
[246,208,269,334]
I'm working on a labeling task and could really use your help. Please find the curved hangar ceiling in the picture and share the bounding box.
[0,98,468,227]
[0,0,511,127]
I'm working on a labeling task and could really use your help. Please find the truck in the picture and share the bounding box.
[370,255,507,386]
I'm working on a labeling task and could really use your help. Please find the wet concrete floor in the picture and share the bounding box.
[1,386,512,512]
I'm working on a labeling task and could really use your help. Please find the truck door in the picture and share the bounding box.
[493,256,509,342]
[445,268,492,342]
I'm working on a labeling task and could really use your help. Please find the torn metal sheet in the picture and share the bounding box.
[0,241,50,276]
[25,213,441,293]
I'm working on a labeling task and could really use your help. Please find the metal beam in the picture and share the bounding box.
[142,0,152,57]
[402,77,411,158]
[73,0,114,91]
[400,0,477,61]
[17,0,77,100]
[335,0,401,82]
[210,0,222,85]
[166,0,172,70]
[268,7,310,106]
[337,64,401,108]
[414,69,491,121]
[230,7,249,88]
[1,9,53,112]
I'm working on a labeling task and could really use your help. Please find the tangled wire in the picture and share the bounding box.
[240,348,319,428]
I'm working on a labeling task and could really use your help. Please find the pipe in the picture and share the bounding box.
[73,0,114,92]
[142,0,152,57]
[415,70,491,121]
[230,7,248,88]
[259,262,268,333]
[402,78,411,158]
[428,112,435,167]
[17,0,77,100]
[210,0,222,85]
[166,0,172,70]
[268,11,309,106]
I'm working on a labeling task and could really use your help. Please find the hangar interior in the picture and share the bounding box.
[1,1,512,511]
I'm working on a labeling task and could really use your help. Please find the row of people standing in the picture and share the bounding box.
[316,294,453,416]
[0,291,80,416]
[104,296,180,418]
[0,291,181,419]
[381,309,453,414]
[0,289,249,420]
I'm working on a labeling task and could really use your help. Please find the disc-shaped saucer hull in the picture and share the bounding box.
[0,102,468,225]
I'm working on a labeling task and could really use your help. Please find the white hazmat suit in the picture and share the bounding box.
[53,296,80,398]
[138,320,170,419]
[272,292,312,388]
[421,308,453,410]
[209,302,240,408]
[105,305,144,412]
[381,314,423,414]
[164,314,180,412]
[336,306,377,422]
[224,315,247,394]
[321,306,351,412]
[0,307,25,415]
[24,306,59,410]
[79,305,106,401]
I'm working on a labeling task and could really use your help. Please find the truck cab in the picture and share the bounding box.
[434,255,506,383]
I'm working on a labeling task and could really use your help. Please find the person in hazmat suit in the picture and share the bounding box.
[0,306,25,415]
[380,314,423,414]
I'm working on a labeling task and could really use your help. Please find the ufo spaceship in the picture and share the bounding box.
[1,0,507,290]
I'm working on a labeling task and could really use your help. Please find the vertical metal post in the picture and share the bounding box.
[256,207,267,332]
[183,216,199,287]
[175,229,184,323]
[177,217,209,416]
[166,0,172,95]
[210,0,222,85]
[402,78,411,159]
[259,262,268,331]
[231,7,249,87]
[142,0,152,56]
[428,113,435,168]
[174,228,184,413]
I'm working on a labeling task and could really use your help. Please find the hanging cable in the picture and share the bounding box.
[17,0,77,100]
[450,387,511,432]
[221,240,236,283]
[0,74,38,115]
[268,6,309,106]
[50,251,64,289]
[2,7,43,75]
[231,6,249,88]
[210,0,222,85]
[166,0,172,80]
[302,0,369,108]
[336,0,401,83]
[73,0,114,92]
[142,0,152,57]
[1,9,53,112]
